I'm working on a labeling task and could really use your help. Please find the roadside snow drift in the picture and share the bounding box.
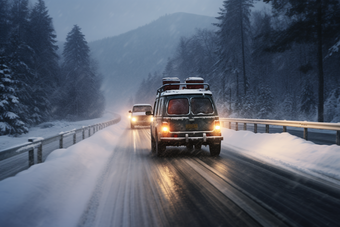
[221,128,340,182]
[0,121,126,227]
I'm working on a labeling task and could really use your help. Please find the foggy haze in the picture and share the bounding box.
[42,0,268,42]
[43,0,223,41]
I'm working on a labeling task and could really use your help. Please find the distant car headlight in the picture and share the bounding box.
[132,117,137,122]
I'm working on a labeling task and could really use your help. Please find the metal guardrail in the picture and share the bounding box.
[0,116,121,180]
[220,118,340,145]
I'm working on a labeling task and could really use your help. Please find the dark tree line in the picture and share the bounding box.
[0,0,105,135]
[137,0,340,122]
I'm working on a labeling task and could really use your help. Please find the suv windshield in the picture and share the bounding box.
[133,106,152,112]
[191,98,214,115]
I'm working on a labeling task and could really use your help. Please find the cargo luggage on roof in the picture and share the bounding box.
[162,77,180,91]
[185,77,204,89]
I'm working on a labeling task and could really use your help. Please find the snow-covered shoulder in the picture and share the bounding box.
[0,112,118,151]
[0,119,126,227]
[221,128,340,184]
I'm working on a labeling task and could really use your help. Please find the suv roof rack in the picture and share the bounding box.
[156,83,210,95]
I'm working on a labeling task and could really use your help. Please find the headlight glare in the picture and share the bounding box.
[162,122,169,132]
[215,120,221,130]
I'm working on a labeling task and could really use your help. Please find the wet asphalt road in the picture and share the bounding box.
[78,127,340,227]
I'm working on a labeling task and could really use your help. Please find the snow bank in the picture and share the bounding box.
[221,128,340,182]
[0,121,126,227]
[0,112,117,151]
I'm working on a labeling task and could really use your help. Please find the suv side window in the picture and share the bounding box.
[158,98,164,116]
[153,99,158,116]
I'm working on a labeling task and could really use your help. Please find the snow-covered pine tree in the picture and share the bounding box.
[10,0,30,43]
[256,83,273,119]
[60,25,104,119]
[250,11,273,91]
[0,0,10,49]
[324,88,340,122]
[241,90,256,118]
[300,80,316,120]
[264,0,340,122]
[163,58,176,78]
[27,0,60,122]
[6,0,37,126]
[214,0,253,108]
[0,55,28,135]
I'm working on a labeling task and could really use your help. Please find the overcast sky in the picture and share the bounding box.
[42,0,268,42]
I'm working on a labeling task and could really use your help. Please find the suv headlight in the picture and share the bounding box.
[132,117,137,122]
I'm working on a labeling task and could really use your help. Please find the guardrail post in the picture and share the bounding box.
[59,134,63,148]
[265,125,269,133]
[82,130,85,140]
[304,128,308,140]
[73,132,76,144]
[228,122,231,129]
[88,127,91,137]
[37,144,42,163]
[283,126,287,132]
[29,148,34,167]
[235,122,238,131]
[254,124,257,133]
[337,131,340,145]
[243,123,247,130]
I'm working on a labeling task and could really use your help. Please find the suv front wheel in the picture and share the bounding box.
[209,142,221,156]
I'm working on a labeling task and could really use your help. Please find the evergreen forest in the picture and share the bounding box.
[136,0,340,123]
[0,0,105,135]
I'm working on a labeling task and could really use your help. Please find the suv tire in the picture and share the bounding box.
[151,135,156,153]
[155,133,166,156]
[131,123,134,129]
[209,142,221,156]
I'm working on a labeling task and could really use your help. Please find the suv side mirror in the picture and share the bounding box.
[146,111,152,115]
[128,110,132,113]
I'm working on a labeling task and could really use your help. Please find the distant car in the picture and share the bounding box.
[150,77,223,156]
[129,104,153,129]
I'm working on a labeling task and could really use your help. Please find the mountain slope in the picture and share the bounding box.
[89,12,216,109]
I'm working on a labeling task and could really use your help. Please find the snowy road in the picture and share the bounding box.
[1,120,340,227]
[79,127,340,227]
